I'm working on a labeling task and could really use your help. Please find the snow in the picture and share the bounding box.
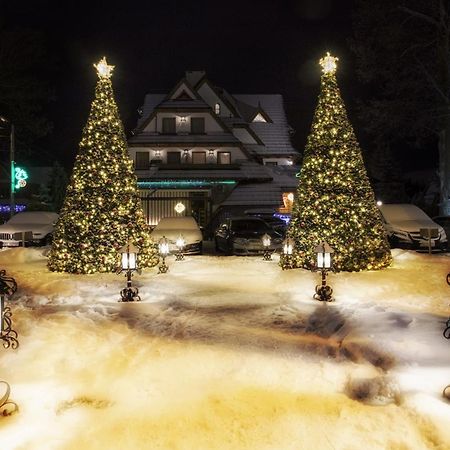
[0,247,449,449]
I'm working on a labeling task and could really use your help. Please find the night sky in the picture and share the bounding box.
[5,0,357,169]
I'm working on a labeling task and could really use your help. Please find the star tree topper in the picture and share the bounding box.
[94,57,114,79]
[319,52,339,75]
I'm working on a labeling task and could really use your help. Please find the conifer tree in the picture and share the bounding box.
[48,57,158,274]
[281,53,392,272]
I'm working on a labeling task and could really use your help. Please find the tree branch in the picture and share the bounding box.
[399,6,439,27]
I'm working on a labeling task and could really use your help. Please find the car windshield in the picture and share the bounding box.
[231,220,270,232]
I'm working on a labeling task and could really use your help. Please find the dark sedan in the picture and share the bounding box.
[214,217,283,255]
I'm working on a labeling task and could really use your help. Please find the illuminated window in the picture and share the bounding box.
[192,151,206,164]
[215,103,221,115]
[135,151,149,169]
[218,152,231,165]
[253,113,267,123]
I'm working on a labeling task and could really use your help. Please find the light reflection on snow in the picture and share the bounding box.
[0,247,449,449]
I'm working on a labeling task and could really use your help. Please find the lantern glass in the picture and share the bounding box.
[159,238,170,256]
[261,233,271,248]
[315,241,333,269]
[120,243,138,270]
[176,235,185,249]
[283,238,293,255]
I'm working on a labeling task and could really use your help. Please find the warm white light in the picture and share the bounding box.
[174,202,186,214]
[120,242,139,270]
[176,235,185,249]
[261,233,271,248]
[377,200,383,206]
[319,52,338,74]
[287,193,294,202]
[154,150,161,158]
[159,237,170,256]
[283,238,294,255]
[315,241,334,269]
[94,57,114,79]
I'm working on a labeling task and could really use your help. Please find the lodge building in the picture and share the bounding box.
[128,71,299,232]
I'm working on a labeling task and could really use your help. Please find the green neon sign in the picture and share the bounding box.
[14,167,28,190]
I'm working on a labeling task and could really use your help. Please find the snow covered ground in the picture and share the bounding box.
[0,247,449,450]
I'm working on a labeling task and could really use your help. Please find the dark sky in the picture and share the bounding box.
[5,0,356,168]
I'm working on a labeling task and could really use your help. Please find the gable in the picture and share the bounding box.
[170,82,198,100]
[253,112,267,123]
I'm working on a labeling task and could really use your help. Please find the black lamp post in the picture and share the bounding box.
[313,241,334,302]
[118,242,141,302]
[175,235,185,261]
[261,233,272,260]
[0,270,19,348]
[158,236,170,273]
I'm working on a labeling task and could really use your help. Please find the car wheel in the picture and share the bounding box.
[225,241,234,256]
[198,242,203,255]
[214,238,221,253]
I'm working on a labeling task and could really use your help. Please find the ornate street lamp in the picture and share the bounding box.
[117,241,141,302]
[175,235,185,261]
[0,270,18,349]
[261,233,272,260]
[313,241,334,302]
[158,236,170,273]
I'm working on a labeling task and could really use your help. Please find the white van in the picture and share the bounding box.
[378,204,447,249]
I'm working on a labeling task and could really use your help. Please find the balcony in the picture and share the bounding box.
[136,162,240,171]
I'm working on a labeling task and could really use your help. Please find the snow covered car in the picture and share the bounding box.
[150,216,203,254]
[0,211,59,247]
[378,204,447,249]
[214,216,283,255]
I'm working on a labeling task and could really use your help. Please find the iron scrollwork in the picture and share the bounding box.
[0,381,18,416]
[0,270,19,349]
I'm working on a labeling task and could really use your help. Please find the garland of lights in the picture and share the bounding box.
[47,57,159,274]
[280,53,392,272]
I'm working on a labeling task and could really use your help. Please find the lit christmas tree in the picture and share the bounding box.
[281,52,392,272]
[48,57,158,274]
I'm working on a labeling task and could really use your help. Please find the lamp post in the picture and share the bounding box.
[117,242,141,302]
[313,241,334,302]
[0,117,15,218]
[0,270,18,349]
[281,237,294,270]
[261,233,272,260]
[158,236,170,273]
[175,235,185,261]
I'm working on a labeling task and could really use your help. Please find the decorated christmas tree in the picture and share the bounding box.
[281,53,392,272]
[48,57,158,274]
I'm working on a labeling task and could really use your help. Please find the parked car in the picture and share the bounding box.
[432,216,450,242]
[378,204,447,249]
[150,216,203,254]
[214,216,283,255]
[0,211,59,247]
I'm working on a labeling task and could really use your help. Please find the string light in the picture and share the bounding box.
[280,53,392,272]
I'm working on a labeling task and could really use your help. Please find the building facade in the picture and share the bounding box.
[128,71,299,232]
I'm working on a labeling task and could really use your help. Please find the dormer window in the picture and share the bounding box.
[214,103,221,115]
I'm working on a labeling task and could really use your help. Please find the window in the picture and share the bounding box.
[218,152,231,165]
[167,151,181,164]
[192,151,206,164]
[162,117,176,134]
[214,103,221,115]
[190,117,205,134]
[135,151,149,169]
